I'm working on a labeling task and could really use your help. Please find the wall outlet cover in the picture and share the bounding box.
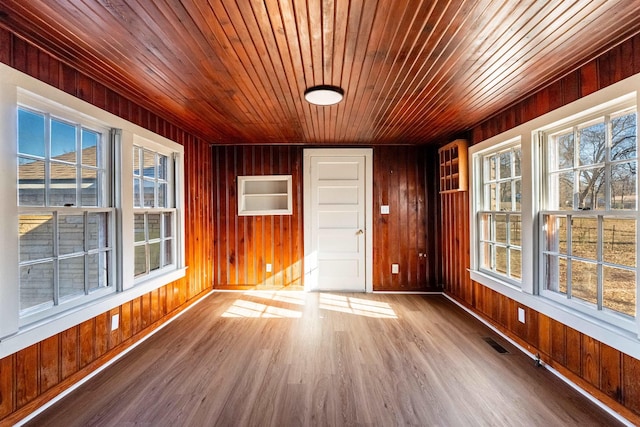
[381,205,390,214]
[111,313,119,331]
[392,264,399,274]
[266,263,272,272]
[517,307,526,323]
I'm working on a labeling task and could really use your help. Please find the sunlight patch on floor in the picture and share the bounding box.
[222,298,303,318]
[319,294,397,319]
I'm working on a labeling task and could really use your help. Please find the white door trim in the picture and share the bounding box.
[303,148,373,292]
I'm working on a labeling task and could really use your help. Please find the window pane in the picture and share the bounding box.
[134,245,147,276]
[58,214,84,255]
[158,183,167,208]
[514,179,521,211]
[544,215,568,254]
[18,157,45,206]
[134,214,146,242]
[480,213,492,241]
[18,109,46,157]
[571,260,597,305]
[488,155,497,180]
[82,168,99,207]
[50,162,77,206]
[510,248,521,279]
[495,246,507,274]
[603,218,636,267]
[164,213,173,238]
[488,183,497,210]
[510,214,521,246]
[572,217,597,260]
[158,154,168,180]
[87,252,109,291]
[133,147,141,176]
[481,242,493,270]
[81,129,99,166]
[143,179,155,207]
[603,266,636,317]
[552,132,574,170]
[499,182,512,211]
[87,213,109,250]
[579,122,605,167]
[513,148,521,176]
[495,214,507,244]
[544,254,567,294]
[549,171,574,210]
[59,256,85,299]
[148,214,161,239]
[19,214,54,261]
[500,151,511,178]
[133,177,141,208]
[610,162,637,209]
[149,242,161,271]
[163,239,173,266]
[143,150,156,178]
[20,262,54,311]
[611,112,636,161]
[51,119,77,161]
[578,167,605,210]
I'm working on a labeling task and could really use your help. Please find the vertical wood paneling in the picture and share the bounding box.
[79,320,95,369]
[373,146,439,291]
[0,355,14,418]
[623,354,640,414]
[39,336,59,393]
[60,328,78,380]
[15,345,38,407]
[212,145,304,289]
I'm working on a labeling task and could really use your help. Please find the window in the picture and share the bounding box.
[133,146,176,277]
[0,63,185,358]
[541,106,637,322]
[17,107,114,321]
[477,144,522,284]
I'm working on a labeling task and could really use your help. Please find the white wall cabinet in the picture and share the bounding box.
[237,175,292,216]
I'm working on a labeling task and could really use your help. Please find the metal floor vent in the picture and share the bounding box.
[482,337,509,354]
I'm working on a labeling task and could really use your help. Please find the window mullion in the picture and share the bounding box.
[597,215,604,310]
[566,214,573,300]
[53,211,59,306]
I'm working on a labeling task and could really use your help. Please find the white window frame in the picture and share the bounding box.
[469,71,640,360]
[474,140,523,286]
[16,99,116,326]
[0,63,185,359]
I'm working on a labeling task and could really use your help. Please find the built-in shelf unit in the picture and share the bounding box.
[237,175,293,216]
[438,139,468,193]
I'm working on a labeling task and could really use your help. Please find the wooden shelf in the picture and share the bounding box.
[237,175,292,216]
[438,139,468,193]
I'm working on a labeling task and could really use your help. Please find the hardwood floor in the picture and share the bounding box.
[26,292,621,426]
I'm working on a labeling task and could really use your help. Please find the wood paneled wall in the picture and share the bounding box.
[441,34,640,421]
[0,30,213,424]
[211,145,304,289]
[373,146,440,291]
[211,145,440,291]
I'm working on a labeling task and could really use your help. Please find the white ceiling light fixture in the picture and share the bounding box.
[304,85,344,106]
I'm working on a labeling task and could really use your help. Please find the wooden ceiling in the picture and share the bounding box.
[1,1,640,145]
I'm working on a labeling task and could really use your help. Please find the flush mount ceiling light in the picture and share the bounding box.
[304,85,344,106]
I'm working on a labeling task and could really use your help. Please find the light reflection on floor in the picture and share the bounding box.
[221,291,397,319]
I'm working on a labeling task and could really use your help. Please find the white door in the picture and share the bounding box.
[304,149,372,292]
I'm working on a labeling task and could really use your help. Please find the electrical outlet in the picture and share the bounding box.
[381,205,390,214]
[518,307,526,324]
[111,313,119,331]
[266,263,272,272]
[391,264,399,274]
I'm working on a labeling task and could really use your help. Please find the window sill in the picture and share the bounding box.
[469,268,640,360]
[0,267,187,359]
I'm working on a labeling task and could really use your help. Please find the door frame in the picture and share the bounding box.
[303,148,373,292]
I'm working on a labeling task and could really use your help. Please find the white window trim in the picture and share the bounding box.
[0,63,186,359]
[469,71,640,360]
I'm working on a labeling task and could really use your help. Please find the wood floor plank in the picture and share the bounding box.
[27,292,622,426]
